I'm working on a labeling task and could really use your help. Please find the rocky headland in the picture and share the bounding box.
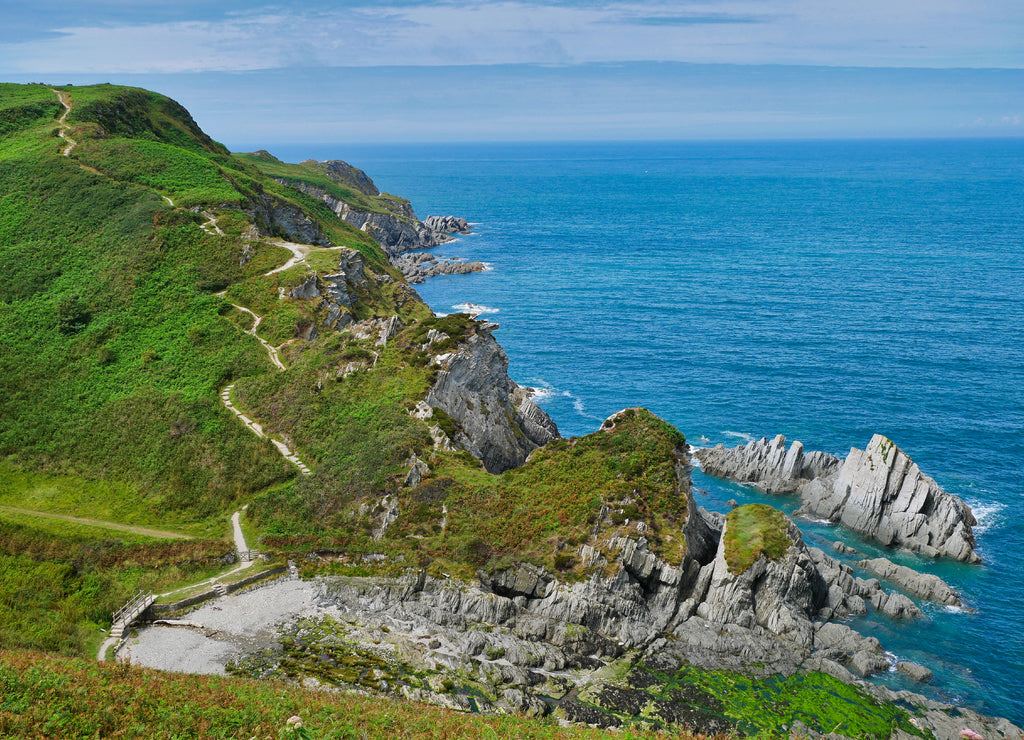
[695,434,980,563]
[390,251,488,284]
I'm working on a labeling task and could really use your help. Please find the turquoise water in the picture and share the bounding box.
[273,140,1024,723]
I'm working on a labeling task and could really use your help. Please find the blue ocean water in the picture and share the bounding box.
[272,139,1024,724]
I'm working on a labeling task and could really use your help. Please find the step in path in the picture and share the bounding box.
[220,385,312,476]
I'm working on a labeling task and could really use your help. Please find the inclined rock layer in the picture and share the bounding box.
[425,327,559,473]
[695,434,980,563]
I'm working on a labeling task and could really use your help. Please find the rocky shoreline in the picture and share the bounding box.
[122,409,1020,738]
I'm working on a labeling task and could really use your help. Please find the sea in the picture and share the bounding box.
[269,139,1024,725]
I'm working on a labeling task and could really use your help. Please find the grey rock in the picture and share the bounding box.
[801,435,979,563]
[848,648,891,677]
[895,661,933,682]
[404,453,429,488]
[424,215,470,234]
[879,592,924,620]
[856,557,964,607]
[392,252,487,284]
[698,434,980,564]
[426,329,558,473]
[695,435,841,494]
[289,273,319,300]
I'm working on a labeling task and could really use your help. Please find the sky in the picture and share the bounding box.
[1,1,1023,144]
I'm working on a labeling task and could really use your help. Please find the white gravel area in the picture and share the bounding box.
[117,577,340,675]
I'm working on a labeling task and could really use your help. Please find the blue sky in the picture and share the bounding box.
[2,1,1023,144]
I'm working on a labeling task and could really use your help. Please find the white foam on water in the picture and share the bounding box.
[453,302,499,315]
[722,430,756,443]
[964,499,1006,535]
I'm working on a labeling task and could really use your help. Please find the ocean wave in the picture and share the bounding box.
[722,430,756,444]
[453,302,499,315]
[964,499,1006,535]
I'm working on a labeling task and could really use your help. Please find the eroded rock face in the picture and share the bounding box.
[801,435,979,563]
[696,434,980,563]
[695,434,841,494]
[274,178,455,256]
[425,328,558,473]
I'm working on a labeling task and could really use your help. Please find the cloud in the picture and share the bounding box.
[1,0,1022,75]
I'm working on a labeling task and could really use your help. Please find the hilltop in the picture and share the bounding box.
[0,83,1019,739]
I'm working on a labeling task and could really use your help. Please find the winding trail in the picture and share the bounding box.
[264,240,311,276]
[200,210,225,236]
[98,506,259,662]
[0,505,190,539]
[220,385,312,475]
[229,303,286,371]
[51,89,77,156]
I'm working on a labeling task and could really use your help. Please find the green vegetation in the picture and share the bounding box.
[722,504,792,575]
[636,663,928,739]
[0,517,232,655]
[0,649,693,740]
[0,82,939,739]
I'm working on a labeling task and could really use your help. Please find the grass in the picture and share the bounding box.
[0,649,699,740]
[722,504,792,575]
[0,517,233,655]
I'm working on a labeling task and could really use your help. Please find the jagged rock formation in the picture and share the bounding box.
[425,325,559,473]
[424,215,470,234]
[275,175,456,256]
[283,247,375,336]
[857,557,964,607]
[695,434,841,494]
[391,252,487,284]
[254,488,1014,738]
[695,434,980,563]
[247,191,333,247]
[802,434,979,563]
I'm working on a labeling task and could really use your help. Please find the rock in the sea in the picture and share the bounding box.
[695,435,841,494]
[896,661,934,683]
[856,557,964,607]
[696,434,980,564]
[424,215,470,234]
[801,435,979,563]
[391,252,487,284]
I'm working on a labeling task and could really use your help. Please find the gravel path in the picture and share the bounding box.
[117,577,336,674]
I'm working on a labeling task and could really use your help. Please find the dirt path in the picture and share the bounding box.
[219,385,312,475]
[229,303,286,371]
[263,240,311,276]
[200,210,224,236]
[51,89,77,156]
[0,505,190,539]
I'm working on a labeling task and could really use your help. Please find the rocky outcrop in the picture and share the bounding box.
[284,247,375,334]
[800,435,979,563]
[424,215,470,234]
[274,178,455,256]
[247,192,332,247]
[695,434,841,494]
[695,434,980,563]
[856,557,964,607]
[391,252,487,284]
[425,327,559,473]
